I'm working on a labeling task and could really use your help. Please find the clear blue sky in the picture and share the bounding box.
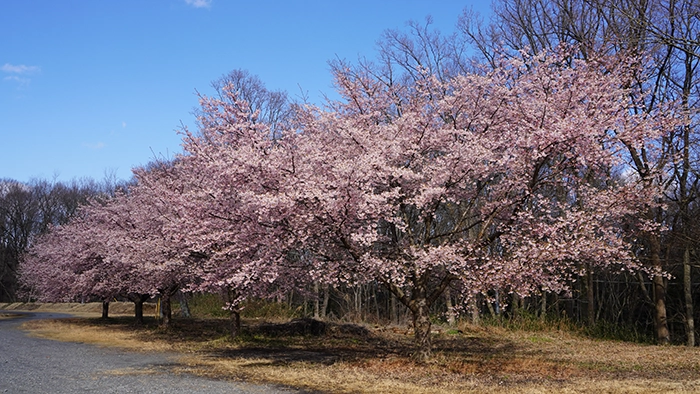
[1,0,491,183]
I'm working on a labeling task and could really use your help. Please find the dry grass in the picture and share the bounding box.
[22,319,173,352]
[0,301,152,316]
[12,303,700,393]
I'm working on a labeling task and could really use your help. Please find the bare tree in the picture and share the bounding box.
[209,69,291,140]
[1,177,120,302]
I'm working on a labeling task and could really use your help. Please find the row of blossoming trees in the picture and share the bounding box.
[19,48,679,359]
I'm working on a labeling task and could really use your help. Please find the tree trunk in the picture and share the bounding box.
[487,297,497,318]
[321,284,330,320]
[653,273,670,345]
[494,289,501,315]
[540,291,547,322]
[230,309,241,338]
[511,293,521,319]
[129,294,149,324]
[313,281,320,319]
[586,270,595,327]
[469,296,481,325]
[179,291,191,318]
[684,247,695,347]
[385,274,453,361]
[650,235,670,345]
[160,294,172,327]
[225,287,242,337]
[101,300,109,319]
[445,288,456,326]
[158,286,179,328]
[410,296,432,362]
[134,299,144,324]
[373,283,381,323]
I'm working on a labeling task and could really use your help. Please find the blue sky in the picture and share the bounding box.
[1,1,491,183]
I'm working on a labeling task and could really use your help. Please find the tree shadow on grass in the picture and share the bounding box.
[208,319,527,371]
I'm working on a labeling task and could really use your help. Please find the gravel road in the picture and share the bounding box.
[0,311,305,393]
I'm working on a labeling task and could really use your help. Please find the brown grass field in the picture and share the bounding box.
[3,302,700,393]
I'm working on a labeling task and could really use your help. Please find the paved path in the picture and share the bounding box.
[0,311,304,393]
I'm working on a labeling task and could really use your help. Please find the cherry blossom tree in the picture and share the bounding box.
[19,204,129,318]
[20,180,196,325]
[176,49,674,359]
[163,94,309,336]
[461,0,699,346]
[302,54,666,359]
[21,135,301,332]
[108,169,197,326]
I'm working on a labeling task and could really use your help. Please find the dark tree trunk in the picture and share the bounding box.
[230,309,241,338]
[385,272,453,361]
[135,300,144,323]
[653,273,670,344]
[540,292,547,322]
[161,295,172,327]
[101,300,109,319]
[225,287,242,337]
[684,247,695,347]
[313,281,320,319]
[387,281,433,360]
[128,294,150,324]
[586,270,595,327]
[159,285,178,328]
[650,235,670,345]
[511,293,521,318]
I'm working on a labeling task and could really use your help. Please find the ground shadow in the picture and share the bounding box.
[44,315,531,371]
